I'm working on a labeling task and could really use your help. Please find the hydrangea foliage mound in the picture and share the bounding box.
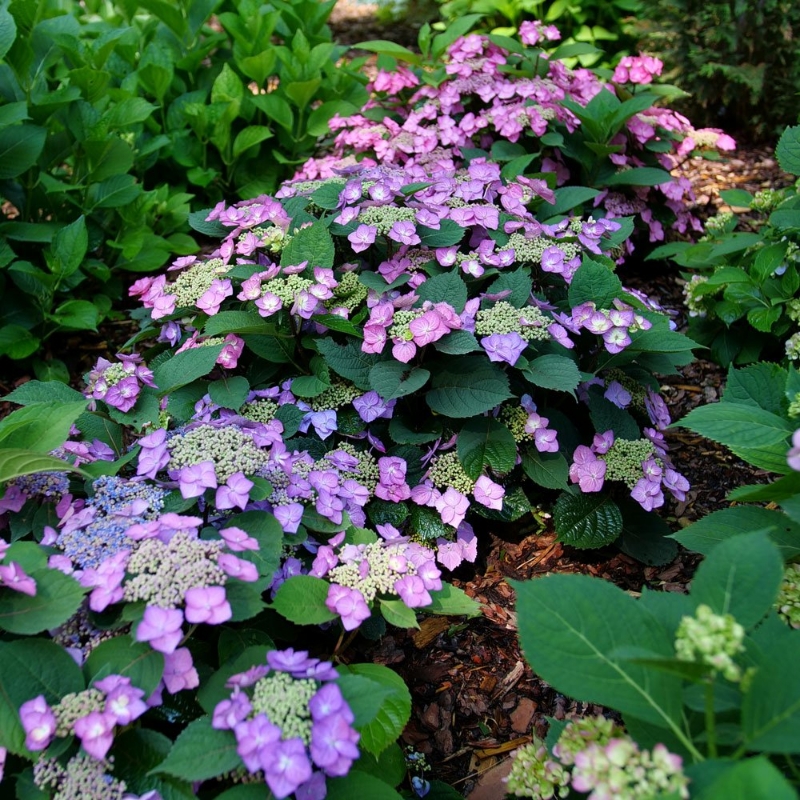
[299,27,736,256]
[126,159,694,561]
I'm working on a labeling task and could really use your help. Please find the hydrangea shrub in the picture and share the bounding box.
[126,159,695,561]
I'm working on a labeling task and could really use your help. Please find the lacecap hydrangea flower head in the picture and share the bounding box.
[212,649,359,799]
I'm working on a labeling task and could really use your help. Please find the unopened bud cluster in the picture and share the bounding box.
[675,603,745,681]
[777,563,800,629]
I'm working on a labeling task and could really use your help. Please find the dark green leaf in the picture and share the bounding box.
[553,491,623,548]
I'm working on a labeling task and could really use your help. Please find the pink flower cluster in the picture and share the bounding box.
[612,54,663,85]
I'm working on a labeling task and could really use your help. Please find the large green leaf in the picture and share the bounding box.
[0,401,87,453]
[690,531,783,629]
[2,381,85,407]
[552,491,623,549]
[0,638,85,755]
[0,125,46,179]
[280,220,334,269]
[84,636,165,697]
[316,339,378,390]
[513,574,685,731]
[677,403,792,474]
[369,362,430,400]
[521,450,569,490]
[691,757,798,800]
[741,617,800,753]
[426,357,512,418]
[111,728,195,800]
[152,344,225,395]
[0,449,81,484]
[272,575,336,625]
[567,258,624,308]
[457,416,517,480]
[521,354,581,395]
[338,663,411,756]
[0,566,86,634]
[776,125,800,176]
[671,506,800,560]
[722,363,787,414]
[327,772,404,799]
[414,271,468,313]
[151,716,240,781]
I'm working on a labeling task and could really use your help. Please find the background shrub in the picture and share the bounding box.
[634,0,800,140]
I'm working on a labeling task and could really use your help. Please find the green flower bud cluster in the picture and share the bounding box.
[124,532,226,609]
[504,739,570,799]
[428,451,475,495]
[53,688,106,737]
[357,205,417,235]
[328,541,421,602]
[251,671,317,743]
[250,225,286,254]
[786,299,800,324]
[777,563,800,629]
[389,309,421,341]
[331,271,368,311]
[703,211,735,236]
[262,274,314,306]
[683,275,710,317]
[291,179,338,195]
[602,439,657,488]
[474,301,550,342]
[751,189,784,213]
[500,404,534,443]
[675,603,745,681]
[786,331,800,361]
[788,392,800,418]
[241,398,279,424]
[168,424,271,482]
[552,716,622,766]
[101,363,130,387]
[34,754,127,800]
[169,259,229,307]
[507,233,551,263]
[309,380,363,412]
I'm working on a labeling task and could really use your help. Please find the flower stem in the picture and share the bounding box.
[705,680,717,759]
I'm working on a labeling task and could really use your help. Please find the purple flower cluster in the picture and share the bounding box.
[310,530,442,629]
[213,649,359,799]
[86,353,156,413]
[19,675,147,759]
[0,539,36,595]
[569,430,689,511]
